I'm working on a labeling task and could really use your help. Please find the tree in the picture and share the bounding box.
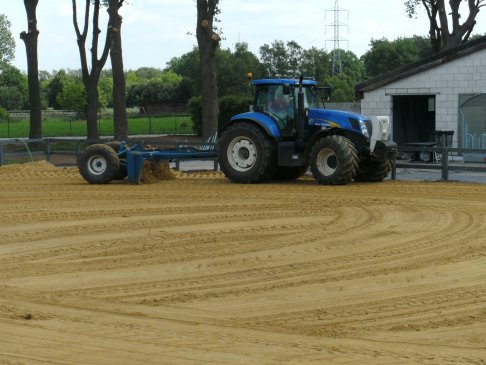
[196,0,221,139]
[259,40,292,76]
[45,70,66,109]
[0,14,15,66]
[72,0,111,139]
[0,64,28,110]
[405,0,486,52]
[166,43,264,99]
[56,77,87,114]
[20,0,42,139]
[98,71,113,109]
[361,36,431,78]
[125,70,184,107]
[216,42,265,96]
[300,47,330,85]
[105,0,127,140]
[324,50,366,101]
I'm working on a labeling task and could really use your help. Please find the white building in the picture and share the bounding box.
[357,36,486,154]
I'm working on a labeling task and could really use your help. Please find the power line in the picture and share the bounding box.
[325,0,349,75]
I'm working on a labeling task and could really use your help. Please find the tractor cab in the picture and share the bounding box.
[253,79,317,134]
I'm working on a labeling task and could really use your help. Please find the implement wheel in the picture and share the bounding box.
[78,144,120,184]
[217,123,276,183]
[309,135,358,185]
[106,141,127,180]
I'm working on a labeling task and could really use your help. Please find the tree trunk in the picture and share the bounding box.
[20,0,42,139]
[196,0,220,139]
[418,0,483,53]
[86,79,100,140]
[108,1,128,141]
[199,45,219,139]
[72,0,111,140]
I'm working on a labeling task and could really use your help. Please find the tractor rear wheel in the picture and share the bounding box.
[354,159,392,182]
[78,144,120,184]
[309,135,358,185]
[218,123,276,183]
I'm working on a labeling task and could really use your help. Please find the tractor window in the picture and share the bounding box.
[255,85,294,130]
[293,87,318,109]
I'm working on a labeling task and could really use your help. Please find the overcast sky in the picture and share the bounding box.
[3,0,486,73]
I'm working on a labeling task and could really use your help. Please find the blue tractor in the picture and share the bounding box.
[217,77,397,185]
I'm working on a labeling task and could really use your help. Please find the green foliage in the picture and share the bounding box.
[337,50,366,83]
[166,47,200,97]
[361,36,431,78]
[56,78,87,115]
[216,43,266,96]
[125,69,184,107]
[0,14,15,66]
[166,43,265,99]
[258,41,365,101]
[45,70,66,109]
[98,75,113,108]
[187,96,202,135]
[188,94,252,135]
[218,95,253,131]
[0,86,27,110]
[300,47,330,84]
[324,75,356,102]
[321,50,365,101]
[125,67,180,84]
[259,40,292,76]
[0,64,28,110]
[0,106,9,121]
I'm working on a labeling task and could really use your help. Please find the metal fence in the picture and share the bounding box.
[1,138,486,181]
[393,145,486,181]
[0,112,193,138]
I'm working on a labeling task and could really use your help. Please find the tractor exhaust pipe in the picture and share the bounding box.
[296,75,305,143]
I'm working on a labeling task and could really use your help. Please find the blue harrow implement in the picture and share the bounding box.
[78,140,217,184]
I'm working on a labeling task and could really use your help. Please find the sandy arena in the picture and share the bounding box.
[0,161,485,364]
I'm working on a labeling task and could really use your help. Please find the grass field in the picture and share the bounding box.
[0,114,193,138]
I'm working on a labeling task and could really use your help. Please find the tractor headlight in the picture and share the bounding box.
[359,120,370,138]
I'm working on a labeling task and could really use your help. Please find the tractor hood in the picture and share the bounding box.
[307,108,371,136]
[308,108,367,127]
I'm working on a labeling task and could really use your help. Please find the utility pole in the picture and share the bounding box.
[325,0,348,75]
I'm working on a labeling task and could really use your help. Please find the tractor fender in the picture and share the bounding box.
[226,112,281,138]
[304,128,368,158]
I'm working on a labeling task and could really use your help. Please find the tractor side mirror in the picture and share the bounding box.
[319,86,332,98]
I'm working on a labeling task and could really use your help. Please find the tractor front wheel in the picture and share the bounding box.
[309,135,358,185]
[218,123,276,183]
[78,144,120,184]
[354,159,392,182]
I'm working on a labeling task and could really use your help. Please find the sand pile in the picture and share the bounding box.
[139,160,175,183]
[0,160,59,172]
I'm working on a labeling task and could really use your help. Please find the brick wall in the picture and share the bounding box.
[360,47,486,147]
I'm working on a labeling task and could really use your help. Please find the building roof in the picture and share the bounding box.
[356,35,486,97]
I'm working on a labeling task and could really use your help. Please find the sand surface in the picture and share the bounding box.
[0,161,485,364]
